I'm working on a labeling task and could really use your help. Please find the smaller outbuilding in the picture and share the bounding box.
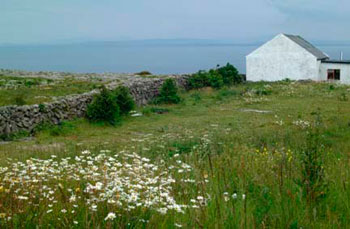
[246,33,350,83]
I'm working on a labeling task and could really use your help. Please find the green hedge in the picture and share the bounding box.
[189,63,242,89]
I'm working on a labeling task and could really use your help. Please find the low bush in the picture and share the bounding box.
[189,63,242,90]
[114,86,135,115]
[208,69,224,89]
[155,79,181,104]
[136,71,152,76]
[188,70,211,89]
[217,63,241,85]
[24,79,40,88]
[38,104,46,113]
[86,86,120,124]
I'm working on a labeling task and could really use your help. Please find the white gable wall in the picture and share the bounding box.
[319,63,350,84]
[246,34,319,81]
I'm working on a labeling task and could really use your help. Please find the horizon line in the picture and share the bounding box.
[1,38,350,47]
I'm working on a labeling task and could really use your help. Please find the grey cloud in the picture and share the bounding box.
[0,0,349,44]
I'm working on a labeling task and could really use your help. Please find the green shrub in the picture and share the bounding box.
[86,86,120,124]
[188,70,211,89]
[208,69,224,89]
[189,63,242,90]
[189,70,224,89]
[24,79,40,88]
[136,71,152,76]
[114,86,135,115]
[155,79,181,104]
[217,63,242,85]
[38,104,46,112]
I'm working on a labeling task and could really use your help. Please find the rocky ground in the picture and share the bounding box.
[0,69,180,83]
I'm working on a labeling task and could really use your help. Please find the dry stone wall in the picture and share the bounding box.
[0,75,189,136]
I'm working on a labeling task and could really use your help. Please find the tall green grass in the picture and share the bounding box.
[1,81,350,227]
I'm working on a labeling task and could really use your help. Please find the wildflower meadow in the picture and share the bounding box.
[1,81,350,228]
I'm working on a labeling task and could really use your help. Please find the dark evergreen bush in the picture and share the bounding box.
[217,63,242,85]
[114,86,135,115]
[86,86,120,124]
[38,104,46,113]
[189,63,242,90]
[208,69,224,89]
[155,79,181,104]
[188,70,211,89]
[136,71,152,76]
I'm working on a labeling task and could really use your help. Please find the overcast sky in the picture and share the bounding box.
[1,0,350,44]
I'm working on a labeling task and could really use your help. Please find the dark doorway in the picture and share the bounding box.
[327,69,340,80]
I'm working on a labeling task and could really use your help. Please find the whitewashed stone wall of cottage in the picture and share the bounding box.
[246,34,319,82]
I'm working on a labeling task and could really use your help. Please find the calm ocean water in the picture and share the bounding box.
[0,43,349,74]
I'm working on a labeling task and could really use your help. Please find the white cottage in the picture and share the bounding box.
[246,33,350,83]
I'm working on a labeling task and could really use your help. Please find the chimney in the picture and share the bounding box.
[340,51,343,61]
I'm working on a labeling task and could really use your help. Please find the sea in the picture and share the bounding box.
[0,42,349,74]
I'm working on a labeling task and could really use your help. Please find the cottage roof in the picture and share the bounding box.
[284,34,329,60]
[321,59,350,64]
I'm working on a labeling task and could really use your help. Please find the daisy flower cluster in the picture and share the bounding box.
[0,150,194,224]
[292,119,311,129]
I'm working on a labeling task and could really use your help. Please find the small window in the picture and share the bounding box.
[327,69,340,80]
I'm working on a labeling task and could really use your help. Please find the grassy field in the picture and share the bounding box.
[0,75,106,106]
[1,81,350,228]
